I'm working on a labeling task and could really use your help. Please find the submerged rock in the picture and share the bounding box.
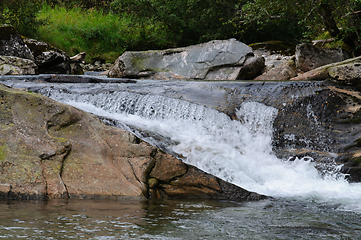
[0,83,266,201]
[108,39,265,80]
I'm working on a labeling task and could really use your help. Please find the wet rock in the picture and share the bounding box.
[37,74,136,84]
[0,55,37,75]
[23,38,70,74]
[270,82,361,182]
[148,156,267,201]
[0,25,34,61]
[0,83,266,201]
[108,39,265,80]
[295,43,348,72]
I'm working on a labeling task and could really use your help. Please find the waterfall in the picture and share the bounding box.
[38,87,361,212]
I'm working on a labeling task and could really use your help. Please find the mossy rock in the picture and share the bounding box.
[250,41,296,56]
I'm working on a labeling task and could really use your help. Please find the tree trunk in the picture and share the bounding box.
[318,3,340,38]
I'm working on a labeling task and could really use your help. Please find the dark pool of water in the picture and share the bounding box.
[0,198,360,239]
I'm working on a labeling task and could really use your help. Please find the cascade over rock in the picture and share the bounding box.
[108,39,265,80]
[0,83,266,201]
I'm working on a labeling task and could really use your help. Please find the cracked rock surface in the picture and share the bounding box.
[0,83,266,201]
[108,39,265,80]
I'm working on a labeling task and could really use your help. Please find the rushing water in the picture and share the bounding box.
[1,77,361,238]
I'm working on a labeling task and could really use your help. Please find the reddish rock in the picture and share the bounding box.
[0,83,266,202]
[255,59,297,81]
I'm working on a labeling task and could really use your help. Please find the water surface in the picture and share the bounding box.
[1,198,360,239]
[1,77,361,238]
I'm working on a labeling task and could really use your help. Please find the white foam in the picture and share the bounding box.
[44,90,361,212]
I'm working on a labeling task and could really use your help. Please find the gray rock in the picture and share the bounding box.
[291,56,361,82]
[295,43,347,72]
[329,62,361,85]
[108,39,265,80]
[0,25,34,61]
[23,38,70,74]
[0,55,37,75]
[254,58,297,81]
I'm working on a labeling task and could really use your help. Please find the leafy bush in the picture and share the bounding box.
[111,0,239,47]
[233,0,361,54]
[0,0,42,37]
[37,4,172,62]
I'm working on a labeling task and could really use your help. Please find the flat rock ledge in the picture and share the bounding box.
[0,83,266,201]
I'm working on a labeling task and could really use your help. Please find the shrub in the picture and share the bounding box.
[37,4,171,62]
[0,0,42,37]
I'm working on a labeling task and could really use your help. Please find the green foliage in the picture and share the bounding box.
[0,0,42,37]
[43,0,113,10]
[111,0,239,47]
[233,0,361,53]
[37,4,171,62]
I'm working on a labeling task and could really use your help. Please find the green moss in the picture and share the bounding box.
[351,156,361,167]
[344,138,361,151]
[340,118,361,124]
[0,145,8,162]
[148,178,159,189]
[130,54,147,71]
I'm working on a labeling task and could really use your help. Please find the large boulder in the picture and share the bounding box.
[23,38,70,74]
[108,39,265,80]
[0,25,34,61]
[0,56,37,75]
[295,43,348,72]
[0,83,266,201]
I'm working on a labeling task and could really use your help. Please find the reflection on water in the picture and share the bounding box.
[0,199,360,239]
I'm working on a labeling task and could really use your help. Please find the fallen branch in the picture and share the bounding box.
[70,52,86,64]
[312,38,335,46]
[343,10,361,17]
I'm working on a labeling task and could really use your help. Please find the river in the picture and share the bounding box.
[1,75,361,239]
